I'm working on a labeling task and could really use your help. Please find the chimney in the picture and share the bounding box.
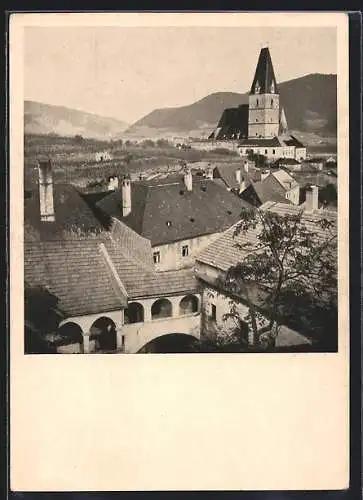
[261,169,270,182]
[235,169,242,183]
[305,184,319,212]
[206,165,214,179]
[108,176,119,191]
[38,157,55,222]
[121,175,132,216]
[184,166,193,191]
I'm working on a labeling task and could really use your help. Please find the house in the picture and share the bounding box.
[272,157,302,171]
[95,151,113,162]
[213,162,261,194]
[95,167,251,271]
[240,169,300,207]
[194,200,337,349]
[25,158,202,354]
[208,47,307,161]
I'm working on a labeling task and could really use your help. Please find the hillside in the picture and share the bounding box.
[126,74,337,137]
[24,101,129,140]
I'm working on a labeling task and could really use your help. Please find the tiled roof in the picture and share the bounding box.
[24,225,199,317]
[96,177,249,246]
[243,179,292,206]
[196,202,337,272]
[214,164,261,192]
[250,47,279,95]
[25,184,109,241]
[272,170,299,191]
[238,137,282,148]
[104,240,199,299]
[24,238,128,317]
[209,105,249,140]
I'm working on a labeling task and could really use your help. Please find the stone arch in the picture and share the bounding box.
[179,294,199,315]
[151,298,172,320]
[124,302,144,324]
[90,316,117,352]
[137,333,199,354]
[57,322,83,354]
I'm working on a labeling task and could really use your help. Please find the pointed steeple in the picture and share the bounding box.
[250,47,279,95]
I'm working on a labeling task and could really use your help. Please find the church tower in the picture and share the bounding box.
[248,47,280,139]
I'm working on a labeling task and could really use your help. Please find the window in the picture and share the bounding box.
[211,304,217,321]
[182,245,189,257]
[265,149,268,154]
[121,335,125,348]
[153,251,160,264]
[273,149,276,154]
[256,118,258,122]
[271,99,273,107]
[256,99,259,107]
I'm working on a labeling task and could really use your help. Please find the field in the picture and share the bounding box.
[24,134,244,190]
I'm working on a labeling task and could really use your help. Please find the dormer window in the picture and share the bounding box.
[255,81,261,94]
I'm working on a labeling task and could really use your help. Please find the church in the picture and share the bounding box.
[208,46,307,162]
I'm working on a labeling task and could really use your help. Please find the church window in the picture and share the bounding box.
[271,81,275,93]
[256,99,259,107]
[256,118,258,122]
[273,149,276,154]
[153,251,160,264]
[271,99,273,107]
[265,149,268,154]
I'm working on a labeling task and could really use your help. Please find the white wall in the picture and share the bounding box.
[285,185,300,206]
[153,233,221,271]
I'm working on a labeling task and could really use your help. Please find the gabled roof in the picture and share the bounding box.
[25,183,109,241]
[250,47,279,95]
[96,177,249,246]
[214,164,261,192]
[271,170,299,191]
[24,238,128,317]
[248,179,292,205]
[24,226,200,317]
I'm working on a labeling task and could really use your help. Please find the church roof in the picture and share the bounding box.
[209,104,249,140]
[96,176,249,246]
[250,47,279,95]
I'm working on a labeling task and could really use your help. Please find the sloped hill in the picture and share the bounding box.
[24,101,129,140]
[126,74,336,136]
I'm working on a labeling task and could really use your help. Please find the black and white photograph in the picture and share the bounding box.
[10,12,350,493]
[20,20,342,355]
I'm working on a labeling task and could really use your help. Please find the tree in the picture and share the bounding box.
[218,207,337,350]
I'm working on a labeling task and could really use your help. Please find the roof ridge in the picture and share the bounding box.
[98,243,129,303]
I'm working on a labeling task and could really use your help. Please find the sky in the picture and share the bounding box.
[24,26,337,124]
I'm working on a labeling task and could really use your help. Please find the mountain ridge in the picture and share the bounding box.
[24,100,129,140]
[126,73,337,137]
